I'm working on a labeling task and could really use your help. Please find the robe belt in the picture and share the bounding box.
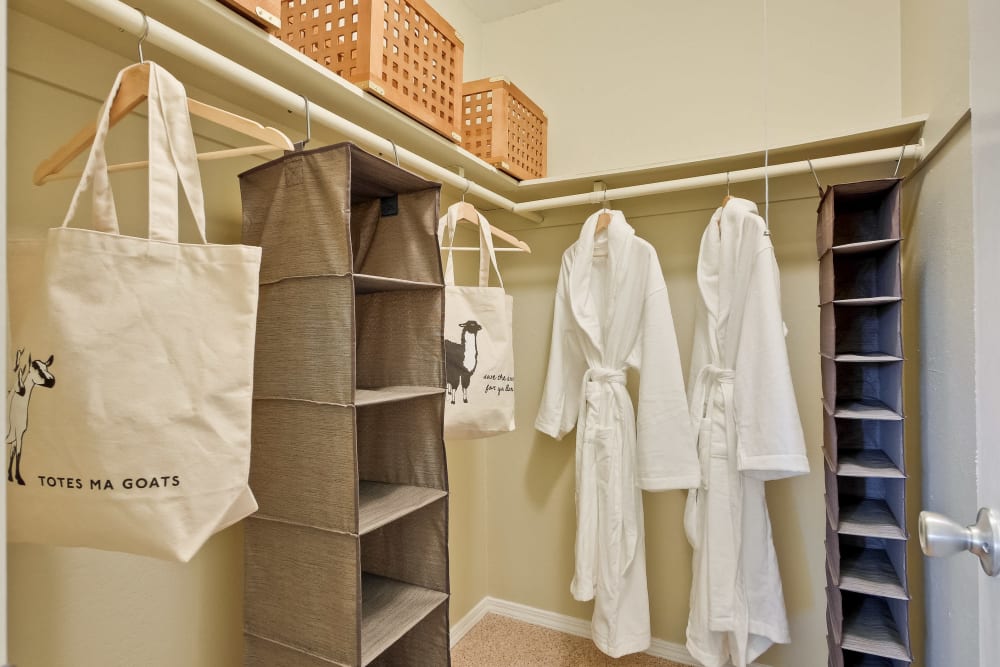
[573,366,639,598]
[690,364,736,489]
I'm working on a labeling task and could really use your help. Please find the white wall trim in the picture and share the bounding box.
[450,596,773,667]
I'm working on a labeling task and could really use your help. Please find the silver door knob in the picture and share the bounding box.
[919,507,1000,576]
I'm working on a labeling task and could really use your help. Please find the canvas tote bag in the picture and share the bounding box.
[6,63,261,562]
[438,206,515,438]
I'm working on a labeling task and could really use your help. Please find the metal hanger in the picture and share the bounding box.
[293,94,311,151]
[595,183,612,235]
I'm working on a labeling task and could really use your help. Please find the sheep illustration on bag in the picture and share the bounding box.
[6,349,56,486]
[445,320,482,405]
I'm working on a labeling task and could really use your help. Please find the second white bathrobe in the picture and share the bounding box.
[684,198,810,667]
[536,210,699,658]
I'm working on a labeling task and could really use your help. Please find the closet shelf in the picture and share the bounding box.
[838,548,908,601]
[832,239,902,255]
[354,275,442,294]
[355,386,446,407]
[824,353,904,363]
[358,482,447,535]
[831,297,903,307]
[841,596,912,661]
[837,498,906,540]
[361,574,448,665]
[832,400,904,421]
[836,450,906,478]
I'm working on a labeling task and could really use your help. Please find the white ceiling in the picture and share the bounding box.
[461,0,562,22]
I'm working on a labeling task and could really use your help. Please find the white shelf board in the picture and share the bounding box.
[361,574,448,665]
[358,482,447,535]
[355,386,445,407]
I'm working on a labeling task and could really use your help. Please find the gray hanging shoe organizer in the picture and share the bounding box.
[238,142,450,666]
[818,178,911,667]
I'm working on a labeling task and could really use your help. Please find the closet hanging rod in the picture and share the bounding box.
[511,143,923,214]
[60,0,545,223]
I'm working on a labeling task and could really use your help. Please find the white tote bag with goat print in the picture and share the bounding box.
[6,62,261,562]
[438,205,516,439]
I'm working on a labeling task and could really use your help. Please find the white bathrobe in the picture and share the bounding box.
[536,210,699,658]
[684,198,810,667]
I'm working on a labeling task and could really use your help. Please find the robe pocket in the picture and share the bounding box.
[684,489,702,549]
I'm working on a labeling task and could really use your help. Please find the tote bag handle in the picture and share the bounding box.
[61,62,208,244]
[438,206,504,289]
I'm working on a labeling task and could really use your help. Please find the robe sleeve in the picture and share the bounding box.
[734,246,810,480]
[633,264,700,491]
[535,257,586,440]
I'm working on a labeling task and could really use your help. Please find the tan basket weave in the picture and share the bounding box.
[462,77,547,180]
[281,0,464,142]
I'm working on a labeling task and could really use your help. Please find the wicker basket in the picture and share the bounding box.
[462,77,547,180]
[281,0,464,142]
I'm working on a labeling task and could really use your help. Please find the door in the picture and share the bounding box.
[919,1,1000,665]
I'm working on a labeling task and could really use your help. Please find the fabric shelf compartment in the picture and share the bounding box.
[823,412,905,477]
[828,469,906,540]
[356,288,444,390]
[841,650,911,667]
[836,536,909,600]
[816,179,901,256]
[358,482,447,534]
[357,393,447,490]
[360,574,449,665]
[839,592,912,662]
[241,142,448,665]
[821,242,901,304]
[819,300,903,359]
[822,358,903,418]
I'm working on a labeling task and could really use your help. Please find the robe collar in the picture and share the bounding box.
[569,209,635,356]
[698,197,762,364]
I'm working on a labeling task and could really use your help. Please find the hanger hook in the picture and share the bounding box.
[726,171,731,197]
[136,9,149,64]
[462,179,472,203]
[602,183,609,210]
[807,159,823,197]
[293,94,311,151]
[388,139,400,166]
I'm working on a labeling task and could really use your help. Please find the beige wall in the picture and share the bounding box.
[900,2,973,666]
[479,0,902,177]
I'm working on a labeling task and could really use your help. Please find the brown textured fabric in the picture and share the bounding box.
[356,394,446,490]
[356,289,445,389]
[352,189,443,283]
[368,602,450,667]
[245,633,351,667]
[245,518,361,664]
[253,275,355,404]
[361,499,448,593]
[250,400,358,532]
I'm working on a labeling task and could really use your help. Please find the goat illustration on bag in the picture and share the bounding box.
[445,320,482,405]
[6,349,55,486]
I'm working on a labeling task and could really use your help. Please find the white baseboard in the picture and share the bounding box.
[450,596,772,667]
[449,595,492,647]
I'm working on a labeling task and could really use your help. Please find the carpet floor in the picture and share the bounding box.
[451,613,689,667]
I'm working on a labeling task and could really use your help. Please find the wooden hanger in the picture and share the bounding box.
[33,62,295,185]
[443,200,531,253]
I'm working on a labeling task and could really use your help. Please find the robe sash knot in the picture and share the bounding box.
[572,366,639,602]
